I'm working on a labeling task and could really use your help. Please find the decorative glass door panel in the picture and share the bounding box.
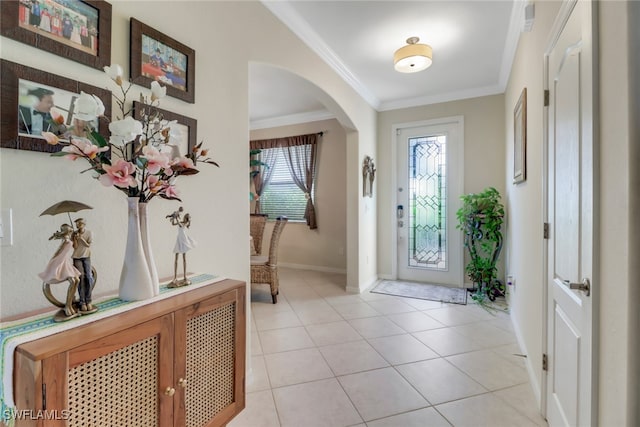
[408,135,447,270]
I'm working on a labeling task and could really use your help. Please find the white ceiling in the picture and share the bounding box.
[250,0,526,129]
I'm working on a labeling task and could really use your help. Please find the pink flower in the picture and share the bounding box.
[146,175,164,194]
[41,132,60,145]
[142,145,171,175]
[62,138,108,160]
[164,184,179,199]
[99,159,136,188]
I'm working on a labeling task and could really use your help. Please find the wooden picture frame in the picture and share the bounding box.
[513,87,527,184]
[130,18,195,104]
[0,0,112,70]
[132,101,197,158]
[1,59,111,153]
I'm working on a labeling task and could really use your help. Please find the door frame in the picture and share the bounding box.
[542,0,600,422]
[390,116,465,283]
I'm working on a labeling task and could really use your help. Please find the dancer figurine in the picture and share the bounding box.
[39,224,81,321]
[72,218,97,313]
[166,207,197,287]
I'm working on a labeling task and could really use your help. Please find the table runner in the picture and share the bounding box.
[0,273,224,421]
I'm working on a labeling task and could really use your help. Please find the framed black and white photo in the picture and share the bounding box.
[513,87,527,184]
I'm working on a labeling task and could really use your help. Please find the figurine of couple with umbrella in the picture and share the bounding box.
[39,200,97,322]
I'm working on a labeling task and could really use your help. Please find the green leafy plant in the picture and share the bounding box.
[456,187,505,302]
[250,149,268,201]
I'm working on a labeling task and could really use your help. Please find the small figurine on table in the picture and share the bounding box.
[39,224,82,322]
[72,218,97,313]
[166,207,197,288]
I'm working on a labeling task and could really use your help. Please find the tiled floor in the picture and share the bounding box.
[230,268,547,427]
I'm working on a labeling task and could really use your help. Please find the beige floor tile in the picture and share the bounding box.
[386,311,445,332]
[451,322,517,348]
[358,292,400,302]
[318,340,389,376]
[423,306,483,326]
[347,316,405,339]
[367,334,439,365]
[396,358,487,405]
[264,348,334,388]
[366,298,416,315]
[258,326,315,354]
[294,307,344,325]
[251,331,263,356]
[228,390,280,427]
[306,320,362,346]
[412,327,485,357]
[436,393,539,427]
[404,298,448,310]
[333,301,381,319]
[324,294,368,307]
[366,407,451,427]
[247,355,271,393]
[254,310,302,331]
[446,349,529,391]
[491,343,529,368]
[252,300,294,314]
[338,367,428,421]
[493,384,548,426]
[272,378,363,427]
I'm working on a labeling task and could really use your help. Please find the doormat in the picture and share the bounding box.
[371,280,467,305]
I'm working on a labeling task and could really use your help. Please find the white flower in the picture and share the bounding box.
[150,81,166,101]
[103,64,123,85]
[74,92,105,121]
[109,116,143,146]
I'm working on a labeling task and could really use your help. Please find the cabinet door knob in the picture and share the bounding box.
[164,387,176,396]
[178,378,187,388]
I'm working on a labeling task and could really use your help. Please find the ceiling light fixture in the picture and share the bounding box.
[394,37,433,73]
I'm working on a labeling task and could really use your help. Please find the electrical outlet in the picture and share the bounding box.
[0,208,13,246]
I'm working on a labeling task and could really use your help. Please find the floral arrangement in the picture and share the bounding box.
[42,64,218,203]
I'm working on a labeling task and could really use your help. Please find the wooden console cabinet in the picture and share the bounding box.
[11,279,246,427]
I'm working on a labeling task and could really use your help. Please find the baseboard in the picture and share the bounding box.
[511,312,543,412]
[279,262,347,274]
[377,273,395,280]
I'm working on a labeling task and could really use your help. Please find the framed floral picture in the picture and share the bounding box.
[0,0,112,70]
[0,59,111,153]
[130,18,195,104]
[513,87,527,184]
[132,101,197,158]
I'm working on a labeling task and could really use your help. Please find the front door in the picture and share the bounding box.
[396,118,463,286]
[545,1,597,425]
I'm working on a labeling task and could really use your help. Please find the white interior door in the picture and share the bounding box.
[545,1,596,425]
[396,118,463,287]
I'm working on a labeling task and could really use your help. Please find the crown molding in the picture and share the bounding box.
[250,109,335,130]
[378,84,504,112]
[261,1,381,110]
[499,0,527,91]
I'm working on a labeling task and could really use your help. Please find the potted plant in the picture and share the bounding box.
[456,187,505,302]
[250,149,268,201]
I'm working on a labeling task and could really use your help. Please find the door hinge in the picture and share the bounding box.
[542,353,548,371]
[543,222,550,239]
[544,89,550,107]
[42,383,47,409]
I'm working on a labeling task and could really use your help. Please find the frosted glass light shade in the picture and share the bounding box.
[394,37,433,73]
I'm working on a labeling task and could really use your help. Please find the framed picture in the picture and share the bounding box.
[1,59,111,153]
[513,87,527,184]
[132,101,197,157]
[0,0,112,70]
[130,18,195,104]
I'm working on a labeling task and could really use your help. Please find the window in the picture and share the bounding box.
[259,147,314,221]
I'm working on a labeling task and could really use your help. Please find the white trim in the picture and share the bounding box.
[250,109,335,130]
[261,1,380,109]
[498,0,527,93]
[511,312,543,410]
[378,85,504,112]
[279,262,346,275]
[347,276,379,294]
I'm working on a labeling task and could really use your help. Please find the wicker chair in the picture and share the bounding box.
[250,216,288,303]
[249,213,268,255]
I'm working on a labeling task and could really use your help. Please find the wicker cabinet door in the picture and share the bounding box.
[174,289,246,427]
[60,314,174,427]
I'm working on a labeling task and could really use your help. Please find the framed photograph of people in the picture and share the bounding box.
[132,101,197,158]
[1,59,111,153]
[0,0,112,70]
[130,18,195,103]
[513,87,527,184]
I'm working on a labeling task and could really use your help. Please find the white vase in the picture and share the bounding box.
[139,202,160,296]
[119,197,155,301]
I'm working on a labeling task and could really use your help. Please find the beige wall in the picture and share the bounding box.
[505,1,637,424]
[376,95,506,280]
[0,2,377,319]
[250,119,347,272]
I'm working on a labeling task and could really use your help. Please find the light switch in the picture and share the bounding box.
[1,208,13,246]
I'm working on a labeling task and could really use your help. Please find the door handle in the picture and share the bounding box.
[563,278,590,297]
